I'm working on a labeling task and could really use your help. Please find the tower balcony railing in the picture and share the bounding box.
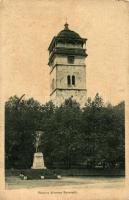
[49,47,87,63]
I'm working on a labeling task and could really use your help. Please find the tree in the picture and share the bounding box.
[5,95,125,169]
[5,96,43,168]
[40,98,83,168]
[81,95,125,168]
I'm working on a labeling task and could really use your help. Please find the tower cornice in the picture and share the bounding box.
[48,47,87,65]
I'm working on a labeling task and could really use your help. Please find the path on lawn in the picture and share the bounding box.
[5,176,125,190]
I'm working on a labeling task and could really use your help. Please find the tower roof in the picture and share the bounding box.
[48,23,87,52]
[57,23,81,39]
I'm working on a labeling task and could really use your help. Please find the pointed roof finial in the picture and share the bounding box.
[64,22,69,30]
[64,17,69,30]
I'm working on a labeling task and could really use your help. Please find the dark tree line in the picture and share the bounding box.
[5,94,125,169]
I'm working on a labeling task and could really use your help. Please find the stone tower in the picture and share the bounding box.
[48,23,88,107]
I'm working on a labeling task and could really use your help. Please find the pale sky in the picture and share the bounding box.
[1,0,129,105]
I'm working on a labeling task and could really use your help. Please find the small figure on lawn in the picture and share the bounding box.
[19,171,24,179]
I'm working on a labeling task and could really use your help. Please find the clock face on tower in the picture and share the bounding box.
[48,23,87,107]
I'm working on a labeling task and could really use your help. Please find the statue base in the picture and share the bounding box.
[31,152,46,169]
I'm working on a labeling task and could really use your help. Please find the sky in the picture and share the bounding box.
[1,0,129,105]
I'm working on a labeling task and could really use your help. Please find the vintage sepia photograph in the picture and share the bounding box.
[1,0,129,199]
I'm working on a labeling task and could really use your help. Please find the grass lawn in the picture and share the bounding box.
[5,176,125,190]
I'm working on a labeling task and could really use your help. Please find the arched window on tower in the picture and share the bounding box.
[67,75,71,86]
[72,75,75,85]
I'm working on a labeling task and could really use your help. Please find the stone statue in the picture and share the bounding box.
[35,131,42,153]
[32,130,46,169]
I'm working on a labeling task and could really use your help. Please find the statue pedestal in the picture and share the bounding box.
[31,152,46,169]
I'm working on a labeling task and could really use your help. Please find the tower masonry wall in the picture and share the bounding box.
[56,65,86,89]
[50,67,56,93]
[51,89,87,108]
[50,89,57,102]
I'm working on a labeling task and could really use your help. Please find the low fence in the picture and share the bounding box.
[5,168,125,177]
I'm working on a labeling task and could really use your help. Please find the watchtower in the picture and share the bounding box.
[48,23,88,107]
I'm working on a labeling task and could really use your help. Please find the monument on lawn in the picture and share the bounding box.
[31,131,46,169]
